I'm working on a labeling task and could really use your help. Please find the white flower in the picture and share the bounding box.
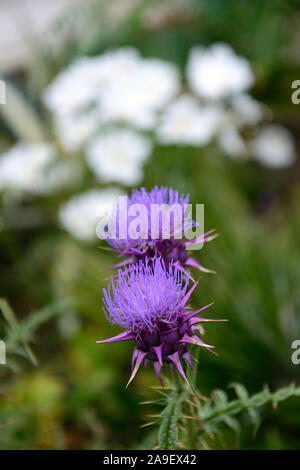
[44,48,180,133]
[44,49,140,115]
[0,142,55,193]
[138,59,180,109]
[90,47,141,86]
[54,110,102,152]
[44,57,104,115]
[58,188,124,241]
[46,50,175,150]
[250,125,296,168]
[43,48,141,145]
[157,95,222,146]
[86,129,152,185]
[218,128,247,158]
[187,43,254,100]
[100,57,180,129]
[231,94,263,125]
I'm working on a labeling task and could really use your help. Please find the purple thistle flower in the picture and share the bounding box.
[97,257,219,387]
[103,186,216,274]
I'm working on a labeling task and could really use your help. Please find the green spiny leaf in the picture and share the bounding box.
[0,298,37,366]
[212,389,228,408]
[247,407,261,436]
[222,415,241,434]
[229,382,249,402]
[198,382,300,440]
[5,300,67,353]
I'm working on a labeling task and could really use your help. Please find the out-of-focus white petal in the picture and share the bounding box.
[187,43,254,100]
[157,95,222,146]
[231,94,263,125]
[86,128,152,185]
[59,188,124,241]
[0,142,55,193]
[250,125,296,168]
[218,128,248,158]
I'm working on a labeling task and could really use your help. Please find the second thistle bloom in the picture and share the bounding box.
[98,257,217,386]
[101,186,216,273]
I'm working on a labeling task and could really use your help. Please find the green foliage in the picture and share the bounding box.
[0,298,37,366]
[0,298,66,367]
[148,382,300,449]
[198,383,300,442]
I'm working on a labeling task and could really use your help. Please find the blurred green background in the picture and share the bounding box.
[0,0,300,449]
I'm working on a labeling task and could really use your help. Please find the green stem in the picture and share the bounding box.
[187,345,199,389]
[172,368,184,390]
[171,366,198,449]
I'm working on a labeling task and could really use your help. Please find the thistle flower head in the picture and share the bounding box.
[98,257,218,386]
[103,257,189,334]
[104,186,216,273]
[106,185,193,253]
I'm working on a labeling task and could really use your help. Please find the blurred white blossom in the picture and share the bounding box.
[231,94,263,125]
[0,141,80,195]
[100,58,180,129]
[187,43,254,100]
[86,128,152,185]
[157,95,222,146]
[54,110,102,152]
[59,188,124,241]
[250,125,296,168]
[42,43,295,172]
[44,48,180,135]
[218,128,248,158]
[44,56,105,115]
[0,142,55,194]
